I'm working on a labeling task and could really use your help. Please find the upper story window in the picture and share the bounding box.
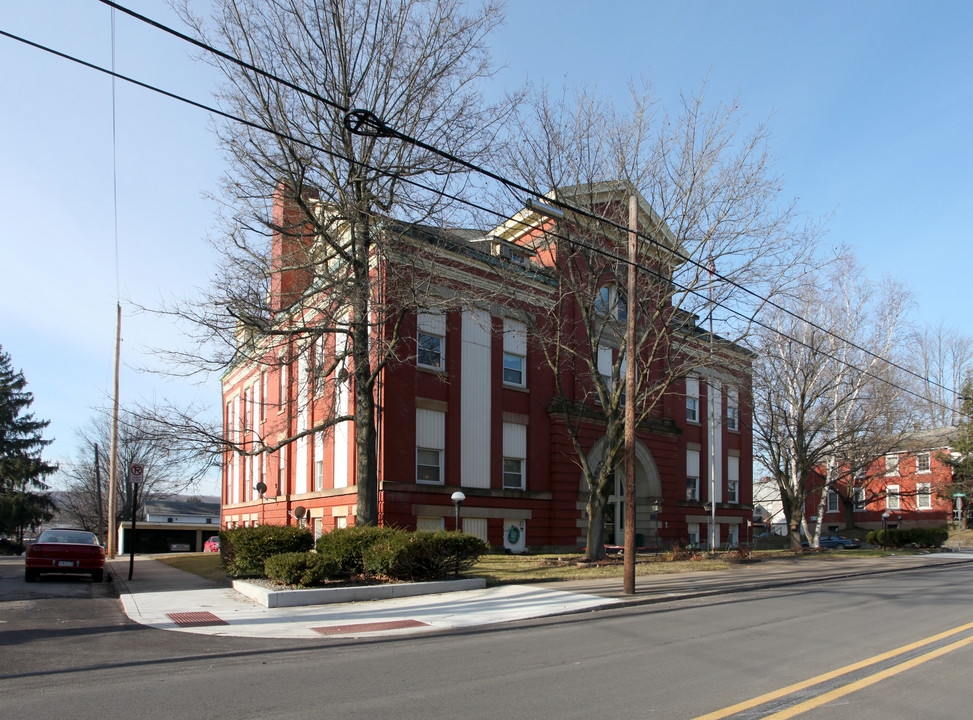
[595,285,627,321]
[885,454,900,476]
[853,486,867,510]
[726,387,739,431]
[916,452,931,473]
[417,312,446,370]
[503,318,527,387]
[686,377,700,423]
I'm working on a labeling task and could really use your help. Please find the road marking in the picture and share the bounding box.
[693,620,973,720]
[761,634,973,719]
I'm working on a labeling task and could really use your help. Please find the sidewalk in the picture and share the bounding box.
[108,552,973,641]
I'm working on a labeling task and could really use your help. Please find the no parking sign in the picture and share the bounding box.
[128,463,144,485]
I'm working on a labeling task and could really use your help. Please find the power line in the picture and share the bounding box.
[96,1,964,407]
[0,25,963,420]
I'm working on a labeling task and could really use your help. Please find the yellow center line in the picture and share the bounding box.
[762,634,973,719]
[693,620,973,720]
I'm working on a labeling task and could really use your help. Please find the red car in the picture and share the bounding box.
[25,528,106,583]
[203,536,221,553]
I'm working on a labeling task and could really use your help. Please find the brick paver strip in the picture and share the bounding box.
[167,611,230,627]
[312,619,429,636]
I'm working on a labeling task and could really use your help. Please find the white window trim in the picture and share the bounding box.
[417,330,445,370]
[502,352,526,387]
[885,454,900,476]
[686,377,700,424]
[416,447,444,485]
[916,452,931,474]
[886,484,900,510]
[827,490,840,513]
[502,457,525,490]
[687,476,700,501]
[917,482,932,510]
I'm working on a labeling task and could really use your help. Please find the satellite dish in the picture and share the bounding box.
[293,506,307,519]
[255,481,267,496]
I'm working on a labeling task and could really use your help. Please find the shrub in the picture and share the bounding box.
[869,527,949,549]
[315,525,402,578]
[264,552,337,588]
[221,525,314,577]
[364,531,488,581]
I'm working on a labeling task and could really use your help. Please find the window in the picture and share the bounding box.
[885,454,899,476]
[416,408,445,484]
[917,482,932,509]
[827,490,840,513]
[687,449,700,501]
[727,526,738,546]
[727,388,739,431]
[917,452,931,473]
[260,371,267,421]
[314,459,324,492]
[686,377,700,423]
[277,449,286,494]
[503,318,527,387]
[886,484,900,510]
[727,456,740,504]
[687,522,700,546]
[417,449,442,484]
[853,487,867,511]
[503,459,524,490]
[278,359,288,412]
[595,285,627,321]
[502,422,527,490]
[417,516,445,532]
[597,344,613,397]
[417,312,446,369]
[503,353,525,385]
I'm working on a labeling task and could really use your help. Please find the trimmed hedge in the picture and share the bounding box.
[264,552,337,588]
[314,525,400,578]
[866,526,949,548]
[221,525,314,577]
[363,530,489,581]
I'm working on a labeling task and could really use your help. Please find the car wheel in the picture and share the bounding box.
[91,569,104,583]
[834,543,846,549]
[24,569,37,583]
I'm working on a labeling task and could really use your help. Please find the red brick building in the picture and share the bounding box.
[808,427,959,532]
[220,184,754,552]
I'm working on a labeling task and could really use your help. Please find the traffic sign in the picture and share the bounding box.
[128,463,144,484]
[953,492,967,498]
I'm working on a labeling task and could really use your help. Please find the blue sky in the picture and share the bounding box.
[2,1,971,495]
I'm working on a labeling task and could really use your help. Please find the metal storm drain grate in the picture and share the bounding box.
[312,619,429,636]
[167,611,230,628]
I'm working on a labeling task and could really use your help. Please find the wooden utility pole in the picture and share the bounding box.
[107,303,121,558]
[623,195,638,595]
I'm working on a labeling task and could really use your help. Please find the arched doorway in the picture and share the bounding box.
[578,436,663,548]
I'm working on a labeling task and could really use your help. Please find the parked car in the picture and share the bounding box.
[24,528,106,582]
[203,536,221,553]
[803,534,861,550]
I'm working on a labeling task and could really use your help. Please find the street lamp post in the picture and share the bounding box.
[881,511,891,551]
[451,491,466,531]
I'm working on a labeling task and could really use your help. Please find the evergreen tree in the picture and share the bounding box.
[943,375,973,500]
[0,346,56,547]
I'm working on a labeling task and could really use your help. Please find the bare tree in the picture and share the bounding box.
[908,321,973,428]
[499,83,819,559]
[56,410,215,543]
[751,257,915,549]
[156,0,508,524]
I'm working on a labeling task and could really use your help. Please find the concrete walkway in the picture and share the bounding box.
[108,552,973,640]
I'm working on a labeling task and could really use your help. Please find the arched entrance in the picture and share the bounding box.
[578,436,663,548]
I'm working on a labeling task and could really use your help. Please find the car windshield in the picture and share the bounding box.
[38,530,99,545]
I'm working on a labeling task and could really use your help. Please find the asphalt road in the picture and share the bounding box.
[2,556,972,719]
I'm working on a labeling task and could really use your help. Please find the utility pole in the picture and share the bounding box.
[107,302,121,558]
[623,195,637,595]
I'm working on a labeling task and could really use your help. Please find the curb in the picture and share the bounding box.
[233,577,487,608]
